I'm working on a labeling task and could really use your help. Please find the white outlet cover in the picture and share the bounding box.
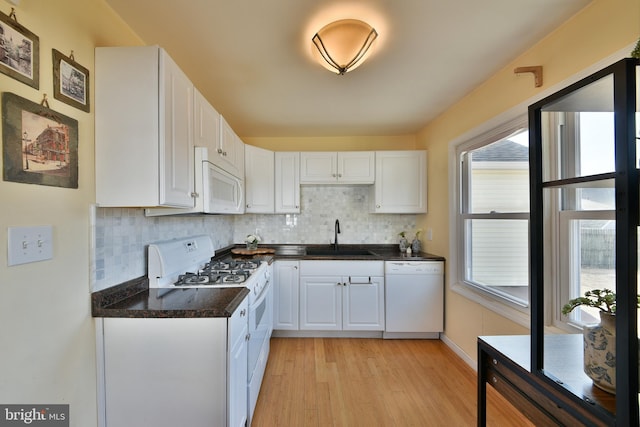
[8,225,53,266]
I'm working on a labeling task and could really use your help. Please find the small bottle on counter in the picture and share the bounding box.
[406,247,412,256]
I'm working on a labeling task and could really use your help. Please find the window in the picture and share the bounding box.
[456,117,530,307]
[544,110,618,330]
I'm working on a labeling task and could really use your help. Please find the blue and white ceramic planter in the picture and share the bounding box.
[583,312,616,394]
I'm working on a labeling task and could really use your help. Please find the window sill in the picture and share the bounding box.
[451,281,531,330]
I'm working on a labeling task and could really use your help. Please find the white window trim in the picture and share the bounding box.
[446,44,631,328]
[449,114,531,327]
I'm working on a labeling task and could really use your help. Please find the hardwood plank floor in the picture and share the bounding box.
[251,338,533,426]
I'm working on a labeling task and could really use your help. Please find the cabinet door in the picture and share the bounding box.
[194,89,220,153]
[300,152,337,183]
[299,276,342,330]
[245,145,275,213]
[228,300,248,427]
[160,50,195,207]
[343,276,385,330]
[337,152,375,184]
[273,260,299,330]
[275,152,300,213]
[217,115,244,177]
[373,150,427,213]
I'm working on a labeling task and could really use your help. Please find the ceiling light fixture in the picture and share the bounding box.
[312,19,378,75]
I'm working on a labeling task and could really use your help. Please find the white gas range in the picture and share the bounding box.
[146,235,273,424]
[148,235,267,293]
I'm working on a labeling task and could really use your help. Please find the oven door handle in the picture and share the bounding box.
[249,277,270,310]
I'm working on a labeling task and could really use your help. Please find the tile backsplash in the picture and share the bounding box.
[92,186,415,291]
[233,186,416,245]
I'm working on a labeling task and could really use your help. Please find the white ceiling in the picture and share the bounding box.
[104,0,592,138]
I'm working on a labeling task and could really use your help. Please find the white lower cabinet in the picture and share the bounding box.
[101,297,248,427]
[299,261,384,331]
[273,260,299,330]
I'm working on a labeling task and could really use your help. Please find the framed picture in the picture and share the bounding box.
[52,49,89,112]
[2,92,78,188]
[0,9,39,89]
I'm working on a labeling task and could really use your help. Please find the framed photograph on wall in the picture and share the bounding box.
[2,92,78,188]
[52,49,90,112]
[0,9,39,89]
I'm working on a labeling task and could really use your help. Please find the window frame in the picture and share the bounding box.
[450,114,531,321]
[544,110,617,331]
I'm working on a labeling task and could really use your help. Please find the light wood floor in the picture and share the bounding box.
[251,338,533,427]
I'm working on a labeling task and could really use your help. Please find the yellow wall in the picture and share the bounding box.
[0,0,141,425]
[0,0,638,424]
[416,0,639,360]
[244,134,417,151]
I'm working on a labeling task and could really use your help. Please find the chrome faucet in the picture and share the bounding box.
[334,219,341,251]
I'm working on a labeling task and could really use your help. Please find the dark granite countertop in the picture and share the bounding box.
[92,276,249,318]
[92,244,444,320]
[219,243,445,262]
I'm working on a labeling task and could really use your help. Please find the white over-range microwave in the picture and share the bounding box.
[145,146,244,216]
[197,147,245,214]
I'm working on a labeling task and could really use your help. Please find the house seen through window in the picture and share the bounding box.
[459,128,530,306]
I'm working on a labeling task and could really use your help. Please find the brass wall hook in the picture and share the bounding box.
[514,65,543,87]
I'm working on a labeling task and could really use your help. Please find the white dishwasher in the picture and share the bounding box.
[383,260,444,339]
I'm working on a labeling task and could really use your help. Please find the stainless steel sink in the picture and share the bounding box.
[305,248,375,256]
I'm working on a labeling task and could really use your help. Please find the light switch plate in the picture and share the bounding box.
[8,225,53,266]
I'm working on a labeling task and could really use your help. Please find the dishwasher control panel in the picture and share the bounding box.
[385,261,444,275]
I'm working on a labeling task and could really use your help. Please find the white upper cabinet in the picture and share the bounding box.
[194,89,220,154]
[372,150,427,213]
[216,116,245,178]
[96,46,195,208]
[245,145,275,213]
[300,152,375,184]
[275,152,300,213]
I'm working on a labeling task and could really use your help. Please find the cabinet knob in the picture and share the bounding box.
[240,309,246,317]
[190,192,198,198]
[217,148,223,154]
[492,359,498,365]
[246,204,250,208]
[223,151,227,156]
[376,205,381,208]
[245,333,250,341]
[491,376,498,384]
[338,174,342,178]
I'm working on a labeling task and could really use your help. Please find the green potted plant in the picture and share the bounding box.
[562,289,640,394]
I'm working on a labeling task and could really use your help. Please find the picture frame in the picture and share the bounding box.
[2,92,78,188]
[0,9,39,89]
[52,49,90,112]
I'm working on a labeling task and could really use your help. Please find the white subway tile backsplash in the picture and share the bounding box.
[92,186,415,291]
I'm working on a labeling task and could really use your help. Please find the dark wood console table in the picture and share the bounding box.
[478,335,616,426]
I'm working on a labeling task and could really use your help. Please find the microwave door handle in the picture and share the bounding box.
[236,178,244,212]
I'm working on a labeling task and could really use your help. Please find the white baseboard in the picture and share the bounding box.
[440,333,478,371]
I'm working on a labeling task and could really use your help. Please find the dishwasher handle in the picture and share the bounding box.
[348,276,373,285]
